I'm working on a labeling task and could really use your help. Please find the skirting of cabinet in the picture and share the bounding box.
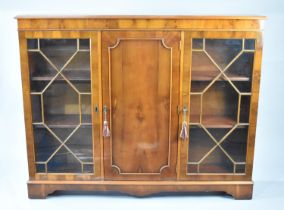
[27,180,253,199]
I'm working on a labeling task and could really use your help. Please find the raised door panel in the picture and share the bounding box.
[102,31,180,180]
[179,31,262,181]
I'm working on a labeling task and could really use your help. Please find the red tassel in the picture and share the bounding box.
[180,121,188,140]
[103,120,111,137]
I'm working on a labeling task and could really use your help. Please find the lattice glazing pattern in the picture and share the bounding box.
[27,39,94,173]
[188,38,255,174]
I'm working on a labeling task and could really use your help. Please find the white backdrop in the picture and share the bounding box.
[0,0,284,209]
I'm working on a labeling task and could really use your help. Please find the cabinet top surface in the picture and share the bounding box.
[16,15,266,31]
[15,15,267,20]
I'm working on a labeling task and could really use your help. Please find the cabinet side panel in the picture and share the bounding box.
[19,31,36,178]
[245,32,263,177]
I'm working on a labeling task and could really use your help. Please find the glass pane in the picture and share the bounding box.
[27,39,38,49]
[31,94,42,123]
[207,128,231,142]
[28,51,57,92]
[42,75,81,145]
[188,38,254,174]
[40,39,77,69]
[79,39,90,50]
[240,96,251,123]
[33,126,61,162]
[244,39,255,50]
[236,164,246,173]
[188,125,215,163]
[190,94,201,123]
[62,51,91,92]
[191,51,220,92]
[81,95,92,124]
[199,147,234,173]
[221,126,248,163]
[226,52,254,92]
[192,38,203,50]
[205,39,242,69]
[51,128,76,141]
[27,38,94,173]
[226,52,253,80]
[66,126,93,163]
[202,80,239,128]
[83,164,94,173]
[187,126,248,174]
[36,163,46,173]
[188,164,198,173]
[43,75,80,130]
[47,147,82,173]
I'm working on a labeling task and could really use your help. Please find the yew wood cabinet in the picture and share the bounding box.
[17,16,265,199]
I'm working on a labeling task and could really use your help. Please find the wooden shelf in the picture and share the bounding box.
[191,71,250,82]
[31,70,90,81]
[41,47,89,52]
[33,114,91,128]
[190,115,247,128]
[187,165,242,174]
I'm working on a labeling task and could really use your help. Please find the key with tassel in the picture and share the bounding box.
[102,105,111,137]
[179,106,188,140]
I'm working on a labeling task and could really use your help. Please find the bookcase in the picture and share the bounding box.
[17,15,265,199]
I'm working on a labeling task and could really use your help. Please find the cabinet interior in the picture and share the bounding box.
[188,38,254,174]
[28,38,94,174]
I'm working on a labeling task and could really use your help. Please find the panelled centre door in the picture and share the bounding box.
[102,31,180,180]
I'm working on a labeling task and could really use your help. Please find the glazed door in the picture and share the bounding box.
[102,31,180,180]
[179,31,261,180]
[21,31,102,179]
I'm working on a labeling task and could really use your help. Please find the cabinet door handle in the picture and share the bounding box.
[102,105,111,137]
[179,106,188,140]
